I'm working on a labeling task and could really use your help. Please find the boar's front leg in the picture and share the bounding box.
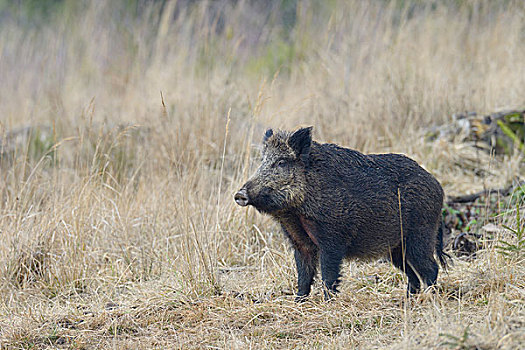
[319,247,344,300]
[301,220,344,301]
[281,222,318,301]
[294,247,318,302]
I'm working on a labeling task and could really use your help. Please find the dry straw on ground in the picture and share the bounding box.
[0,0,524,348]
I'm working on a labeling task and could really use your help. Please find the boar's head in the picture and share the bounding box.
[235,127,312,214]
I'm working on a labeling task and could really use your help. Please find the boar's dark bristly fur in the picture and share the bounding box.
[235,127,449,300]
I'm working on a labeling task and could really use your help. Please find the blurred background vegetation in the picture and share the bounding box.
[2,0,520,80]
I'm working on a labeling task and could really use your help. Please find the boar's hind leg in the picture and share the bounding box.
[405,227,439,289]
[319,248,345,300]
[294,248,318,302]
[390,246,421,294]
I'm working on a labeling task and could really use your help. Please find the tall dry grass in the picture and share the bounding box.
[0,0,524,348]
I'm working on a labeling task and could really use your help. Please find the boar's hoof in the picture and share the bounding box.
[234,189,249,207]
[294,295,309,303]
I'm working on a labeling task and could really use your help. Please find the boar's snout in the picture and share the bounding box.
[234,188,250,207]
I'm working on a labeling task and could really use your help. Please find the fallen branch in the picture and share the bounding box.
[447,180,524,204]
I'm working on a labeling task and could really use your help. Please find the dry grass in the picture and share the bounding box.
[0,0,524,348]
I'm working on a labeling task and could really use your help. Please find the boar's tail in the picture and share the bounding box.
[436,221,451,270]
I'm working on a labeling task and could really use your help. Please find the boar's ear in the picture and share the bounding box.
[263,128,273,143]
[289,127,312,164]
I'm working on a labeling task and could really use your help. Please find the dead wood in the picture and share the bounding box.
[447,180,524,204]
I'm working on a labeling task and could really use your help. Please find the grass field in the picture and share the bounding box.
[0,0,524,348]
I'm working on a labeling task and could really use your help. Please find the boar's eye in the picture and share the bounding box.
[273,159,288,168]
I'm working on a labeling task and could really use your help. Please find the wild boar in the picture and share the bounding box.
[235,127,448,300]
